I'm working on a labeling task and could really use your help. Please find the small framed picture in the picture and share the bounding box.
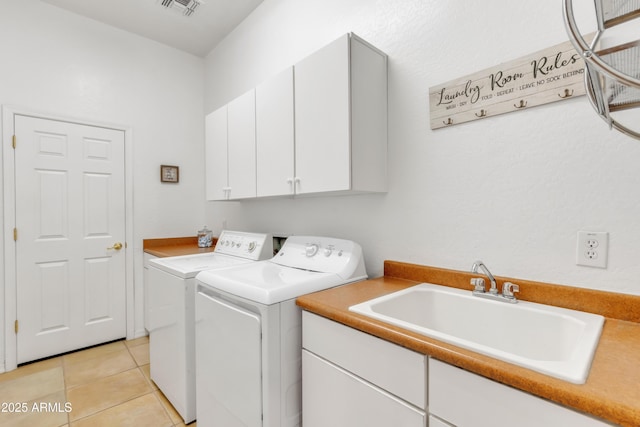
[160,165,179,183]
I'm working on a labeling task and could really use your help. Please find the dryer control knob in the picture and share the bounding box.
[324,247,333,257]
[305,244,319,257]
[248,241,257,253]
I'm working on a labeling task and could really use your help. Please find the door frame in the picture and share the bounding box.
[1,105,135,372]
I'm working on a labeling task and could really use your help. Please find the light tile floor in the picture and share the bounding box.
[0,337,195,427]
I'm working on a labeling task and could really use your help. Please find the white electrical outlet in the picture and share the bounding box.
[576,231,609,268]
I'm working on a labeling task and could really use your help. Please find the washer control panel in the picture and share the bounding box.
[214,230,273,261]
[274,235,366,279]
[305,243,319,257]
[303,243,340,258]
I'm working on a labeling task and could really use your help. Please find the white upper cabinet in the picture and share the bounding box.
[205,105,229,201]
[205,89,256,201]
[294,33,388,195]
[227,89,256,200]
[206,33,387,201]
[256,67,295,197]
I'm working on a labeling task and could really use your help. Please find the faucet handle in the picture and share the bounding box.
[470,278,485,293]
[502,282,520,299]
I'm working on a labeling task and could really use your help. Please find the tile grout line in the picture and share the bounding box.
[0,360,69,427]
[65,341,153,424]
[6,339,163,426]
[66,367,158,424]
[130,340,185,426]
[150,388,181,427]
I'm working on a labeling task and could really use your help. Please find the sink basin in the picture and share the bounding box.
[348,283,604,384]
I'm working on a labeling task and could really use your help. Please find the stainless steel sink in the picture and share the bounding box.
[349,283,604,384]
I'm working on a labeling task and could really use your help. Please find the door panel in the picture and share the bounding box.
[37,261,70,333]
[84,173,111,235]
[84,257,111,323]
[36,170,68,238]
[14,115,126,364]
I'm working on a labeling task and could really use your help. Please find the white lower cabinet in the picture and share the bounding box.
[302,312,427,427]
[301,311,615,427]
[429,358,613,427]
[303,351,425,427]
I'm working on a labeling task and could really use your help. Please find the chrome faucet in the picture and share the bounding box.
[470,260,519,303]
[471,260,498,294]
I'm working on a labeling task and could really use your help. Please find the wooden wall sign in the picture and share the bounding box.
[430,38,590,129]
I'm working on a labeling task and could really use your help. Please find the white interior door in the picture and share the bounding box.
[14,114,126,364]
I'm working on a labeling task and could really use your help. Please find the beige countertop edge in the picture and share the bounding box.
[296,272,640,427]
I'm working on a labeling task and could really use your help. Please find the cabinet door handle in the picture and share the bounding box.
[287,177,299,194]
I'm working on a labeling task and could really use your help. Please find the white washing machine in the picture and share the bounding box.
[147,230,272,424]
[194,235,367,427]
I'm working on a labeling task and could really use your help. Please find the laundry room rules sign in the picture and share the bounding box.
[429,38,589,129]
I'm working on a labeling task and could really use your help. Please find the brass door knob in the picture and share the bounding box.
[107,242,123,250]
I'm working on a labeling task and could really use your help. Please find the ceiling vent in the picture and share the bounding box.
[159,0,204,17]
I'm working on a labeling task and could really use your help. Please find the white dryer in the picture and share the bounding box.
[147,230,272,424]
[195,235,367,427]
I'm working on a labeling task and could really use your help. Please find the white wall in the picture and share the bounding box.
[0,0,205,358]
[204,0,640,296]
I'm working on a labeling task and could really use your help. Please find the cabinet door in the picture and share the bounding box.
[205,105,229,200]
[256,67,295,197]
[303,350,426,427]
[429,359,612,427]
[303,311,426,408]
[227,89,256,199]
[294,34,351,195]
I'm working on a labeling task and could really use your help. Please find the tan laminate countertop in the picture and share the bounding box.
[296,261,640,427]
[143,236,217,257]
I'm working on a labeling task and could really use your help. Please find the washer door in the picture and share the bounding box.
[196,289,262,427]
